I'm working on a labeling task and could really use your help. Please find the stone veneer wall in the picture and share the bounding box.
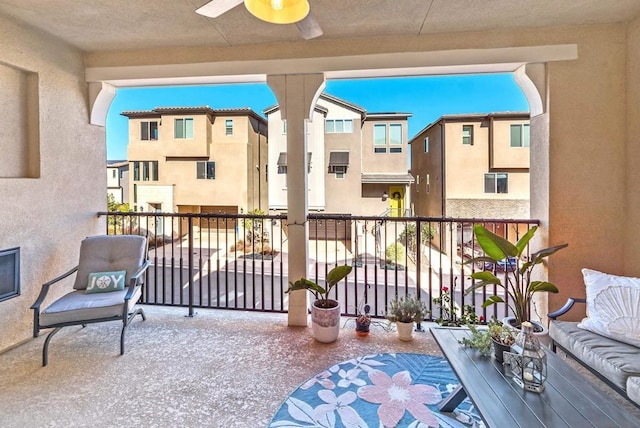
[446,199,530,219]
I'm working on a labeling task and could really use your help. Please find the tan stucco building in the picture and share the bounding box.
[1,2,640,349]
[410,112,530,219]
[266,93,414,217]
[122,107,268,216]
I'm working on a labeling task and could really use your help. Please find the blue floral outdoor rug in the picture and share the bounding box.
[269,353,484,428]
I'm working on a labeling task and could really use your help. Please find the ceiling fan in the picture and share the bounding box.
[196,0,323,40]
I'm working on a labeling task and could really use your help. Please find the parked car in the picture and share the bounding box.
[483,257,518,272]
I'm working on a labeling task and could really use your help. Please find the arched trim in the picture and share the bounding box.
[514,64,545,117]
[88,82,116,126]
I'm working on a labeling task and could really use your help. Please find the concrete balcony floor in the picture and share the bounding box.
[1,306,638,427]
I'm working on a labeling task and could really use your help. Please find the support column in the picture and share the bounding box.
[267,74,325,326]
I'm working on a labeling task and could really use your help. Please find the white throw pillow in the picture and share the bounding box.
[577,268,640,347]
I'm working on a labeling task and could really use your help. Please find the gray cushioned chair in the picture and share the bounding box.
[31,235,150,366]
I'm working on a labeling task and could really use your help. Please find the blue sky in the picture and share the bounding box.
[106,73,529,160]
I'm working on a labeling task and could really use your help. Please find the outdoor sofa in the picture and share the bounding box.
[548,268,640,407]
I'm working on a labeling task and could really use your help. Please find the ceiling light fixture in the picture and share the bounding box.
[244,0,310,24]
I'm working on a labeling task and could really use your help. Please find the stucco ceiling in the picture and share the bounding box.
[0,0,639,52]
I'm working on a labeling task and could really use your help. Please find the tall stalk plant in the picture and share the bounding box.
[465,225,568,327]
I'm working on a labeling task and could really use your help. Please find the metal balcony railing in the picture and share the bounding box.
[99,211,539,322]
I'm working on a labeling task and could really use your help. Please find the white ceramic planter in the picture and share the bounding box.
[396,321,414,341]
[311,300,341,343]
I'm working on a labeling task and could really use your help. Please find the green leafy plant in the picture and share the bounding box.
[400,223,436,253]
[385,294,427,324]
[458,324,493,357]
[459,319,516,358]
[488,319,516,346]
[465,225,568,327]
[385,242,405,265]
[431,286,481,326]
[286,265,352,309]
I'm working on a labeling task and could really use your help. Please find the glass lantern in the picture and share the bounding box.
[506,321,547,393]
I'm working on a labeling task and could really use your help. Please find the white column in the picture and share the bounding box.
[267,74,325,326]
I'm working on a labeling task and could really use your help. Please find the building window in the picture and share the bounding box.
[141,121,158,141]
[484,173,508,193]
[374,124,387,153]
[328,151,349,177]
[325,119,353,133]
[277,152,287,174]
[225,119,233,135]
[112,169,117,179]
[276,152,311,174]
[196,161,215,179]
[426,174,430,193]
[175,118,193,139]
[133,161,158,182]
[462,125,473,145]
[510,124,530,147]
[282,120,287,135]
[389,124,402,146]
[424,137,429,153]
[374,124,386,145]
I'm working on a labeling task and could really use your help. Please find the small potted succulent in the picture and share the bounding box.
[355,303,371,337]
[385,294,427,341]
[488,319,516,362]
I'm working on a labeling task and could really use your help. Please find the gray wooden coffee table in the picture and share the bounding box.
[431,327,640,427]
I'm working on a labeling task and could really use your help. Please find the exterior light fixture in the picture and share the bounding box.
[244,0,310,24]
[382,191,389,202]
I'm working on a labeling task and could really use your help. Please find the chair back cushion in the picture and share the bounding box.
[73,235,147,290]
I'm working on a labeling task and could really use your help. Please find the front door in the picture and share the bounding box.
[389,187,404,217]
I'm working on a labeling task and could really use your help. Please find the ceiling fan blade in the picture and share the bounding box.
[196,0,244,18]
[296,12,323,40]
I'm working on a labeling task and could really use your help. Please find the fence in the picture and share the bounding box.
[99,211,539,321]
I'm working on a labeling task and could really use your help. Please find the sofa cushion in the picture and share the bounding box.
[578,268,640,347]
[73,235,146,290]
[627,377,640,406]
[40,288,141,326]
[550,320,640,390]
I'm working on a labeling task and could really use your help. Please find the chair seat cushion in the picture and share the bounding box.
[40,288,141,327]
[550,320,640,390]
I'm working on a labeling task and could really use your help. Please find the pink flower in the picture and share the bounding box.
[358,369,441,427]
[442,287,449,293]
[479,315,485,322]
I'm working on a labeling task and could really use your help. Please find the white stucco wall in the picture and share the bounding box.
[0,15,105,352]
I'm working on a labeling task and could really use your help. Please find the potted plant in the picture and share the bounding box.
[385,294,427,341]
[355,303,371,337]
[488,319,516,362]
[286,265,352,343]
[458,319,515,361]
[465,225,568,332]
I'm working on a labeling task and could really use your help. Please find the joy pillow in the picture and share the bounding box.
[577,268,640,347]
[86,270,126,294]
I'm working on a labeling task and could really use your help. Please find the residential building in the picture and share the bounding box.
[122,107,268,217]
[106,160,129,204]
[410,112,530,219]
[265,93,414,218]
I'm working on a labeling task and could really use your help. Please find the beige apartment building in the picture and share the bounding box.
[266,93,414,219]
[410,112,530,219]
[123,107,268,218]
